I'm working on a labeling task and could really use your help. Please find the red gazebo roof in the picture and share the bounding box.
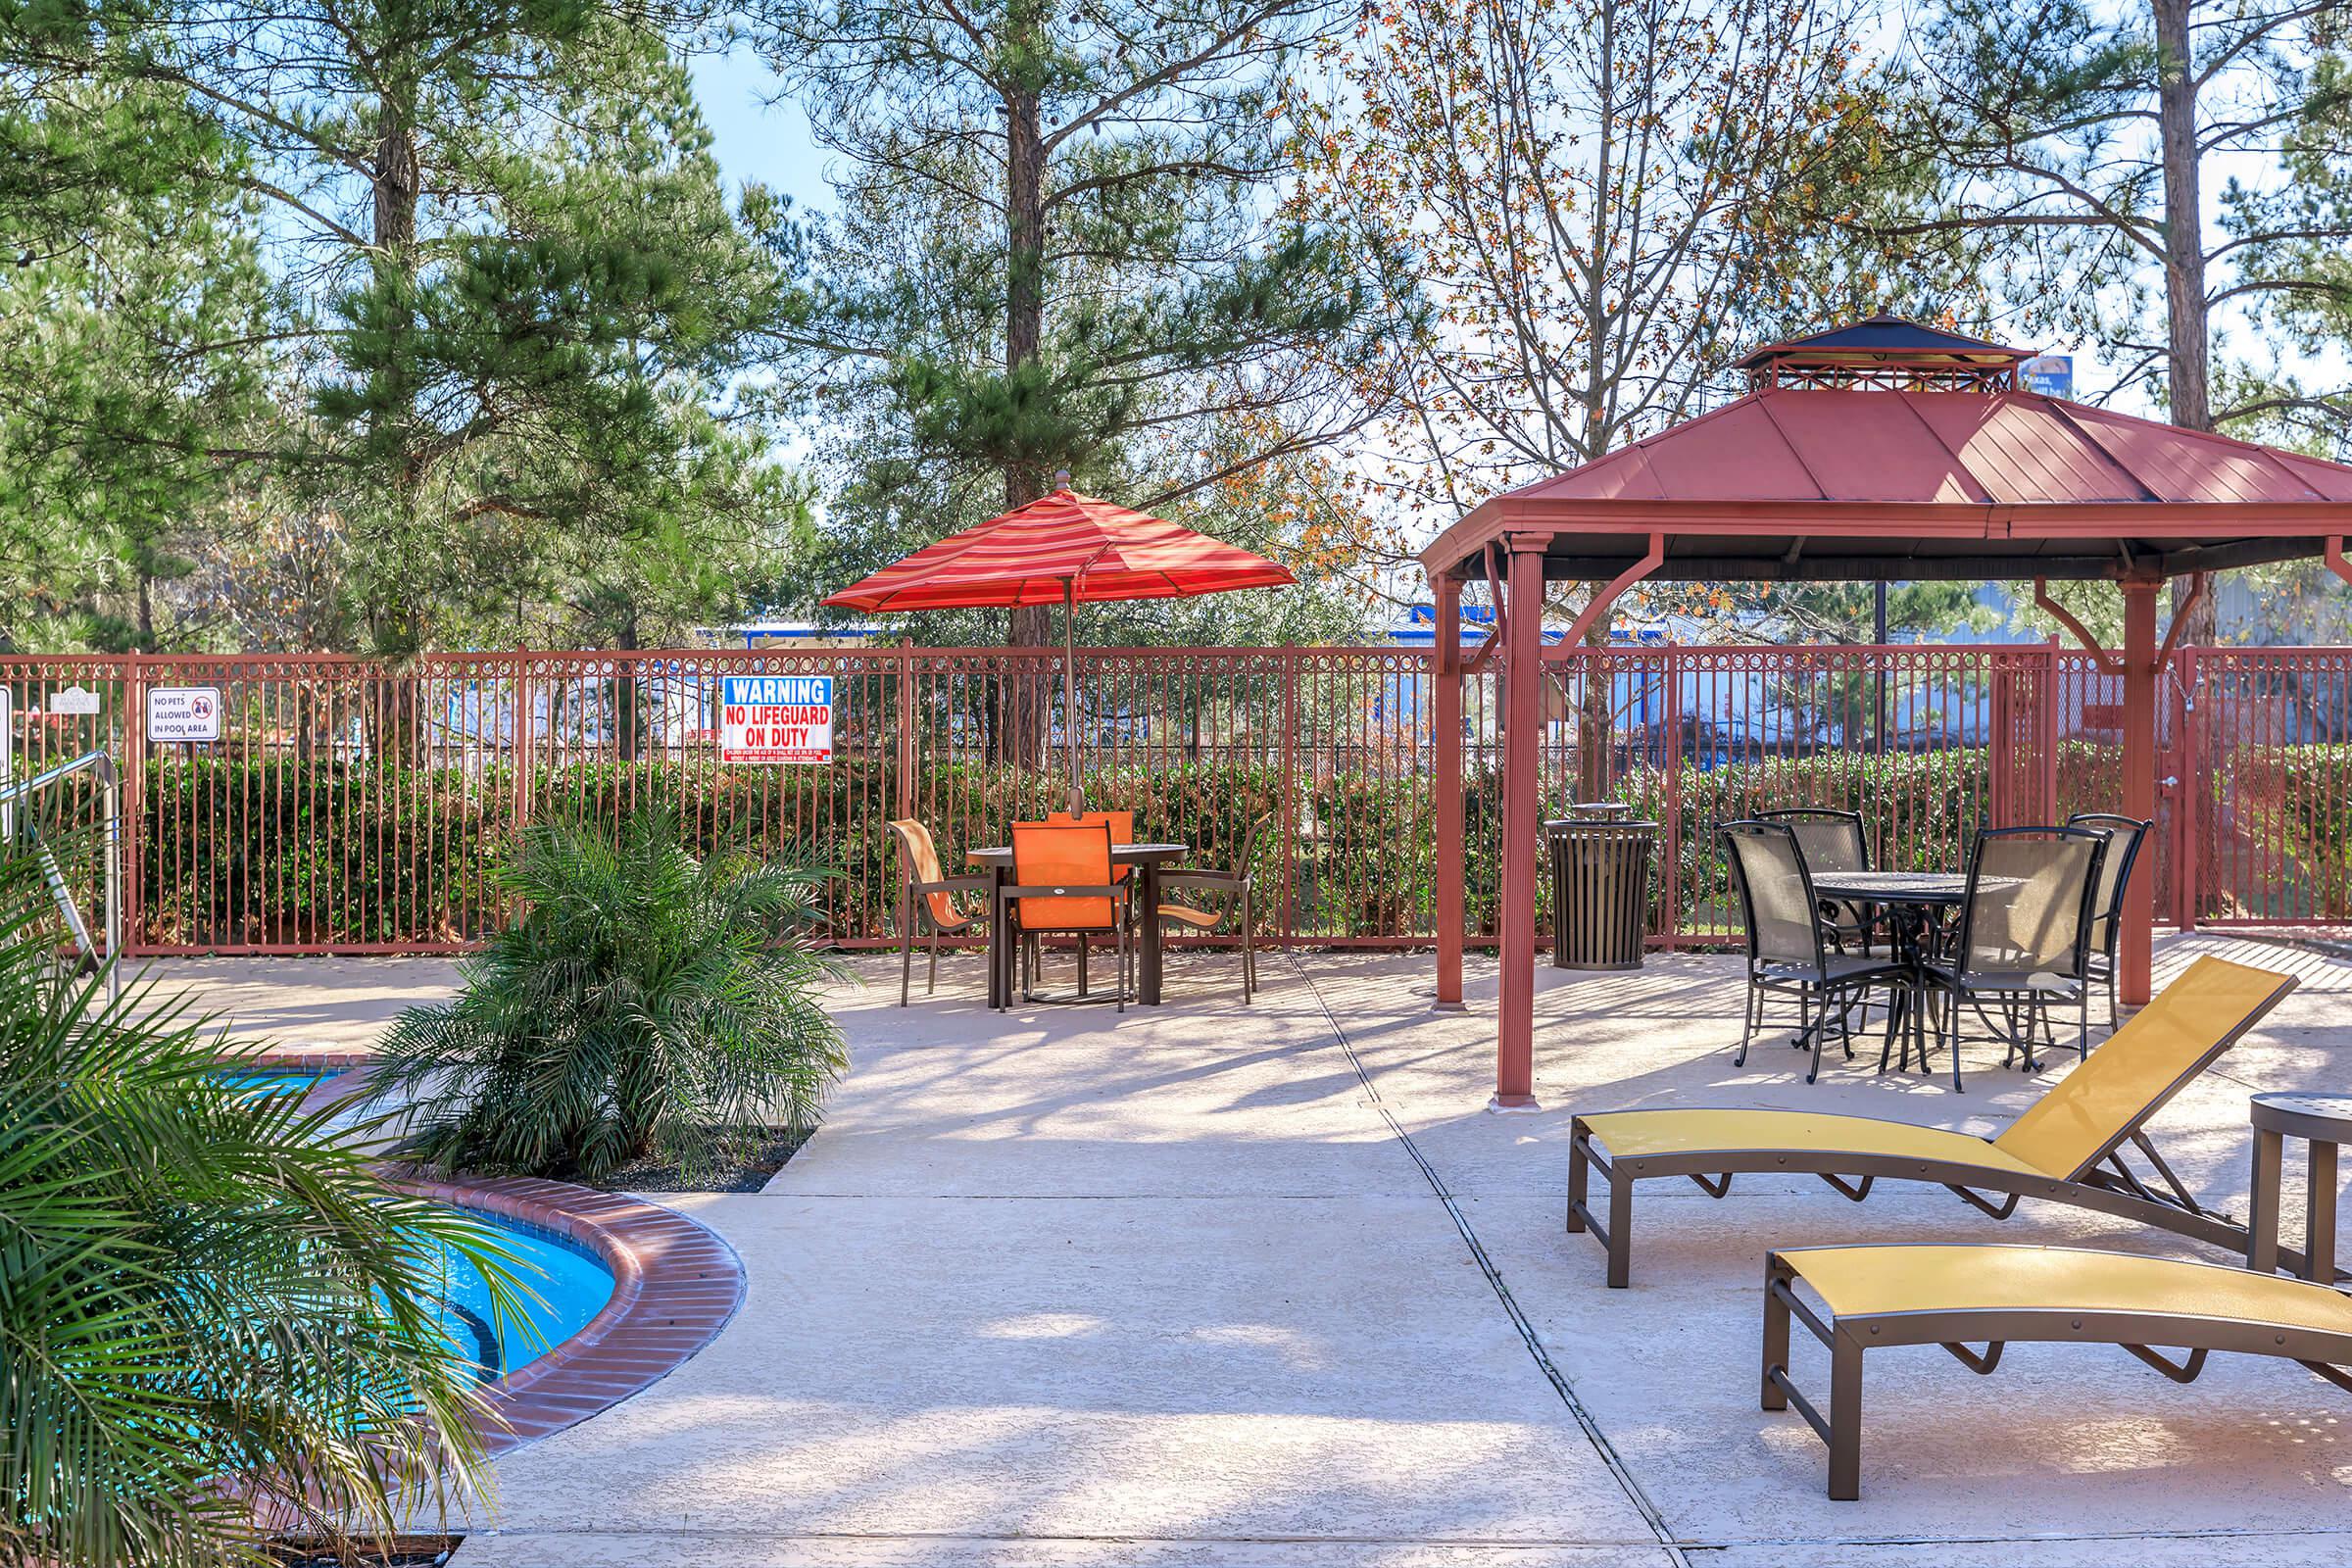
[1421,375,2352,585]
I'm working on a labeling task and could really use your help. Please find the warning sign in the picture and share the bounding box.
[147,686,222,743]
[719,675,834,764]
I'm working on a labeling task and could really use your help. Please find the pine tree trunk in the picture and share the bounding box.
[2153,0,2217,918]
[368,98,430,766]
[999,52,1053,770]
[613,615,643,764]
[1577,607,1612,804]
[2154,0,2215,660]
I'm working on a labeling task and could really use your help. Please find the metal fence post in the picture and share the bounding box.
[2039,637,2060,820]
[512,657,534,836]
[896,640,916,819]
[1660,644,1682,945]
[2175,645,2200,930]
[1280,645,1298,945]
[122,651,145,954]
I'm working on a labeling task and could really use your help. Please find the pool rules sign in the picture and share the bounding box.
[719,675,834,764]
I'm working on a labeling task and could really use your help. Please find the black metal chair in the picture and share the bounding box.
[2066,811,2151,1028]
[1759,807,1878,954]
[1921,826,2108,1088]
[1724,821,1908,1084]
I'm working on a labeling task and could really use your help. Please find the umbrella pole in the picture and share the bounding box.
[1063,580,1082,813]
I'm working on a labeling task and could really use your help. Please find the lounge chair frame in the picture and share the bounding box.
[1761,1245,2352,1498]
[1565,966,2305,1288]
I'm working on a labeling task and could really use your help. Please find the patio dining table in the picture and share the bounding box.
[1808,870,1981,1077]
[966,842,1189,1008]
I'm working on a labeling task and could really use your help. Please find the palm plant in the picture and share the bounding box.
[0,843,520,1568]
[371,802,848,1184]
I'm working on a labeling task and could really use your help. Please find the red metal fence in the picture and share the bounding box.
[4,644,2347,954]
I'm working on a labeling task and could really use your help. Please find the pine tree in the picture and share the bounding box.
[750,0,1396,758]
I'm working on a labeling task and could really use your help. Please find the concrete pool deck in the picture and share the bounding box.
[154,936,2352,1566]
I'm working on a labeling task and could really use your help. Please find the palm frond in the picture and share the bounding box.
[0,842,519,1568]
[367,801,848,1183]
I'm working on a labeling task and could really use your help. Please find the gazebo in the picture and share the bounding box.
[1418,317,2352,1107]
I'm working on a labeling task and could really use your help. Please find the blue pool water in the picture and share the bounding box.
[214,1066,332,1098]
[431,1211,616,1380]
[204,1068,617,1379]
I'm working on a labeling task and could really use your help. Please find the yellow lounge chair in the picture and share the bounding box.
[1567,956,2300,1287]
[1763,1243,2352,1497]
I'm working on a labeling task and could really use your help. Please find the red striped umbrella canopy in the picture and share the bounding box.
[821,486,1295,612]
[824,485,1292,811]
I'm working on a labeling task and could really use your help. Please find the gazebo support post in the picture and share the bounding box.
[1494,536,1547,1109]
[2120,576,2161,1006]
[1434,573,1466,1010]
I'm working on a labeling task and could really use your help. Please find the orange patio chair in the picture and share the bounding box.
[1004,820,1132,1010]
[1155,813,1271,1004]
[886,818,991,1006]
[1044,809,1135,883]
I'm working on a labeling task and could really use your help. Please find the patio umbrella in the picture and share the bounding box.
[823,479,1294,809]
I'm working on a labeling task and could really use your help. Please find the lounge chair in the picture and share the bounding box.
[1762,1243,2352,1497]
[1566,955,2299,1287]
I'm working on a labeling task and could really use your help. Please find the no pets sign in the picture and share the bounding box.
[718,675,833,765]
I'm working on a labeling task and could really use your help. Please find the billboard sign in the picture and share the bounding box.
[718,674,834,764]
[2019,354,2074,399]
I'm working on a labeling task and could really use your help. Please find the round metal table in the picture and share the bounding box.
[1807,871,1971,1078]
[2248,1092,2352,1282]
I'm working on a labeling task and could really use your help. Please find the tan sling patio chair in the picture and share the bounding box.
[1566,955,2300,1287]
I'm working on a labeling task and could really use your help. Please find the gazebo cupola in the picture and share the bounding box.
[1418,315,2352,1109]
[1737,315,2034,392]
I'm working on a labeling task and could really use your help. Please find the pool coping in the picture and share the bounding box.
[397,1175,747,1455]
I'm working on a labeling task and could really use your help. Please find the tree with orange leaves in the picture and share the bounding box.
[1290,0,1969,786]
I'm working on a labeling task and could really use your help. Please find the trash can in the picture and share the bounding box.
[1544,816,1658,970]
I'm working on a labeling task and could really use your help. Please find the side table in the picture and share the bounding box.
[2248,1093,2351,1282]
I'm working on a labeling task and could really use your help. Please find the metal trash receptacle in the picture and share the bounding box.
[1544,815,1658,970]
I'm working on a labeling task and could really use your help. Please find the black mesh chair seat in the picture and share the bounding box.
[1922,963,2084,997]
[1762,954,1910,987]
[1921,826,2108,1087]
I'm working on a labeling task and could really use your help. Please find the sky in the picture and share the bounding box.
[688,44,833,214]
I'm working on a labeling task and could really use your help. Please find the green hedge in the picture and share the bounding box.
[2224,744,2352,918]
[143,758,513,945]
[1443,748,1994,939]
[131,756,1289,947]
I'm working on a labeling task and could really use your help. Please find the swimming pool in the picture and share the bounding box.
[202,1073,617,1382]
[214,1066,332,1098]
[431,1210,616,1380]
